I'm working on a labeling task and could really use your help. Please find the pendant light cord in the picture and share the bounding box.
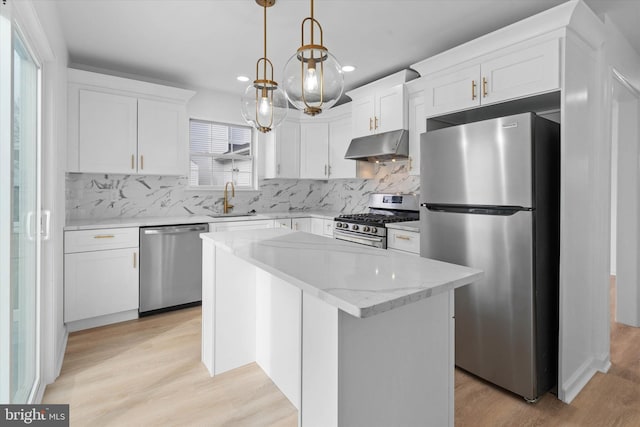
[263,1,267,80]
[310,0,314,45]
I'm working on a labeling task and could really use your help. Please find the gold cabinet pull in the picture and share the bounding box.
[131,154,135,170]
[140,155,144,170]
[93,234,115,239]
[396,235,412,241]
[472,80,477,100]
[133,252,137,268]
[482,77,488,98]
[369,117,373,131]
[374,116,379,130]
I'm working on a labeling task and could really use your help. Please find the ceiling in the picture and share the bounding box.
[52,0,640,101]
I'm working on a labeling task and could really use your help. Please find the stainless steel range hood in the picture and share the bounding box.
[344,129,409,162]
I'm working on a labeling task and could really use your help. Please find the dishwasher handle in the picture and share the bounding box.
[142,224,208,235]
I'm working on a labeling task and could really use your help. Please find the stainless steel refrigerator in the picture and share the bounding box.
[419,112,559,401]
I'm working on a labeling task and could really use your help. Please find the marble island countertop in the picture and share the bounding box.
[202,228,482,318]
[64,211,340,231]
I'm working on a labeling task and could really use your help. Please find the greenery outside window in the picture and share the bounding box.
[189,119,256,190]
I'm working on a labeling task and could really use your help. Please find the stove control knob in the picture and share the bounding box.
[352,224,359,231]
[363,226,370,232]
[336,222,342,228]
[371,227,378,234]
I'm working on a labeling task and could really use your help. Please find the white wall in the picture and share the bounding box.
[605,17,640,327]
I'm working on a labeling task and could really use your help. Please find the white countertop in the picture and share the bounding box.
[202,228,482,318]
[64,211,339,231]
[385,220,421,232]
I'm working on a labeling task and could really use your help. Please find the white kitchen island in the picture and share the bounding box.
[201,229,482,427]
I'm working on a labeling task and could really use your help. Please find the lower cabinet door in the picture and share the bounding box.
[292,218,311,232]
[64,248,139,322]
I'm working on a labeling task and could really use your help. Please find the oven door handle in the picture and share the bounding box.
[334,230,384,247]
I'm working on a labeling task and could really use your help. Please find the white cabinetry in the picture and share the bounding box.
[387,228,420,255]
[407,79,426,176]
[300,122,330,179]
[78,90,138,174]
[137,99,188,175]
[311,218,334,237]
[68,69,195,175]
[64,227,139,331]
[419,38,560,117]
[299,103,355,180]
[292,217,311,232]
[347,70,417,138]
[328,113,355,179]
[264,119,300,179]
[274,218,292,229]
[209,219,274,232]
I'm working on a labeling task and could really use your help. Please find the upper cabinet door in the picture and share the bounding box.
[276,120,301,179]
[78,90,138,174]
[376,85,405,133]
[300,122,329,179]
[424,64,480,118]
[137,99,188,176]
[481,38,560,106]
[351,94,375,138]
[328,115,355,179]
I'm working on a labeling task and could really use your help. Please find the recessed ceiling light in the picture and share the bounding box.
[236,75,250,82]
[342,65,356,73]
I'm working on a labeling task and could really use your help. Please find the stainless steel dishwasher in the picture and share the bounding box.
[139,223,208,315]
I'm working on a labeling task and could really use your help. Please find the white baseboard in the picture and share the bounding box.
[592,351,611,373]
[55,329,68,377]
[560,358,598,404]
[66,309,139,333]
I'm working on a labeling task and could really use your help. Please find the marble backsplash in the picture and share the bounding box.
[66,161,420,221]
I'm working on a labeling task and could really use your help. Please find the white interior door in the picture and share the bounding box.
[0,8,41,404]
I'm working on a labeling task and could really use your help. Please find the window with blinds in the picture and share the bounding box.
[189,119,255,189]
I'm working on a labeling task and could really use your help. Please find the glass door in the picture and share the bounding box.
[0,6,41,404]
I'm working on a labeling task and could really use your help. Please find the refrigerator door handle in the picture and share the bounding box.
[421,203,531,216]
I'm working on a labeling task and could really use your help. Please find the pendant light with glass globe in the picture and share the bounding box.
[283,0,344,116]
[240,0,288,133]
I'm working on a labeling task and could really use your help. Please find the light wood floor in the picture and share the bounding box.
[43,307,297,426]
[44,279,640,426]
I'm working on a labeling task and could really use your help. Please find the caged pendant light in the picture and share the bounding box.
[283,0,344,116]
[240,0,288,133]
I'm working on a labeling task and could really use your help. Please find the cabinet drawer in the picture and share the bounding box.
[211,219,274,232]
[65,227,139,253]
[275,218,293,229]
[387,229,420,254]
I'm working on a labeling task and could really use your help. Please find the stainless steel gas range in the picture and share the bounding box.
[333,193,419,249]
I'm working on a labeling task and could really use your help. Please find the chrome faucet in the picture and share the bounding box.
[223,181,235,214]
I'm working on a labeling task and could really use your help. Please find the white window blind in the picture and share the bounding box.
[189,119,255,189]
